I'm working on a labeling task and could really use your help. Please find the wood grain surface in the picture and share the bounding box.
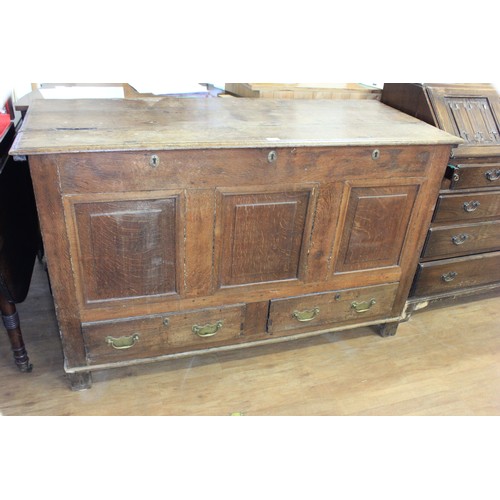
[11,98,460,155]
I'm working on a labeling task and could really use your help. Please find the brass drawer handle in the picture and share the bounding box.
[441,271,458,282]
[485,169,500,182]
[192,320,223,337]
[105,334,139,350]
[292,307,320,322]
[451,233,470,245]
[463,201,480,213]
[351,299,376,313]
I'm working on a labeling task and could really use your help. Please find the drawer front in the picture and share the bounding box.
[433,190,500,223]
[82,304,246,365]
[268,283,399,336]
[422,220,500,259]
[450,163,500,190]
[57,146,433,193]
[412,251,500,298]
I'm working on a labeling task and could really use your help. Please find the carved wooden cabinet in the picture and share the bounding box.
[11,98,458,389]
[382,83,500,310]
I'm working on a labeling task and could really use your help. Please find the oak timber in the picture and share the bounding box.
[10,98,460,390]
[12,98,458,154]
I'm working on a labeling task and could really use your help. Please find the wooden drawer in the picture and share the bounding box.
[412,251,500,298]
[422,220,500,259]
[268,283,399,336]
[82,304,246,365]
[450,163,500,190]
[433,190,500,223]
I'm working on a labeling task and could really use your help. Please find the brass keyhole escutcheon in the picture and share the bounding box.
[268,150,277,163]
[372,149,380,160]
[150,154,160,168]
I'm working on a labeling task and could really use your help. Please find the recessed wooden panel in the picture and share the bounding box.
[335,185,418,273]
[217,189,313,286]
[73,197,178,303]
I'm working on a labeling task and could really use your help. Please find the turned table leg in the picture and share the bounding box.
[0,293,33,372]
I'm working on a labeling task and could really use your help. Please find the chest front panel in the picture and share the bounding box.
[57,146,439,320]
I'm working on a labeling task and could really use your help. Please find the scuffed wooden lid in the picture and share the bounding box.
[11,97,462,155]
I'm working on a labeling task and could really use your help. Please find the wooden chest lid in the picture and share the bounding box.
[11,97,461,155]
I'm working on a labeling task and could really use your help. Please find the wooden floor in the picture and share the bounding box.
[1,262,499,416]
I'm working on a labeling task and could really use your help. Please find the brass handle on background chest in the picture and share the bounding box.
[351,299,376,313]
[463,201,480,213]
[292,307,320,322]
[451,233,470,245]
[485,169,500,182]
[105,334,139,350]
[441,271,458,282]
[192,320,223,337]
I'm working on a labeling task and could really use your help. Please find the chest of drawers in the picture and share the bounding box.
[11,98,458,389]
[382,84,500,311]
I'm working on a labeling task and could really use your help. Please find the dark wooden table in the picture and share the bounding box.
[1,121,40,372]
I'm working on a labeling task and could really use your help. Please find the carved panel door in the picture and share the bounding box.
[444,97,500,144]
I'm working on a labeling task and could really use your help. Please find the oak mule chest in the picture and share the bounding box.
[11,98,459,390]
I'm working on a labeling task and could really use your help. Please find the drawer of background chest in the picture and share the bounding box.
[268,283,399,336]
[449,163,500,190]
[412,251,500,298]
[82,304,246,365]
[421,220,500,260]
[433,190,500,223]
